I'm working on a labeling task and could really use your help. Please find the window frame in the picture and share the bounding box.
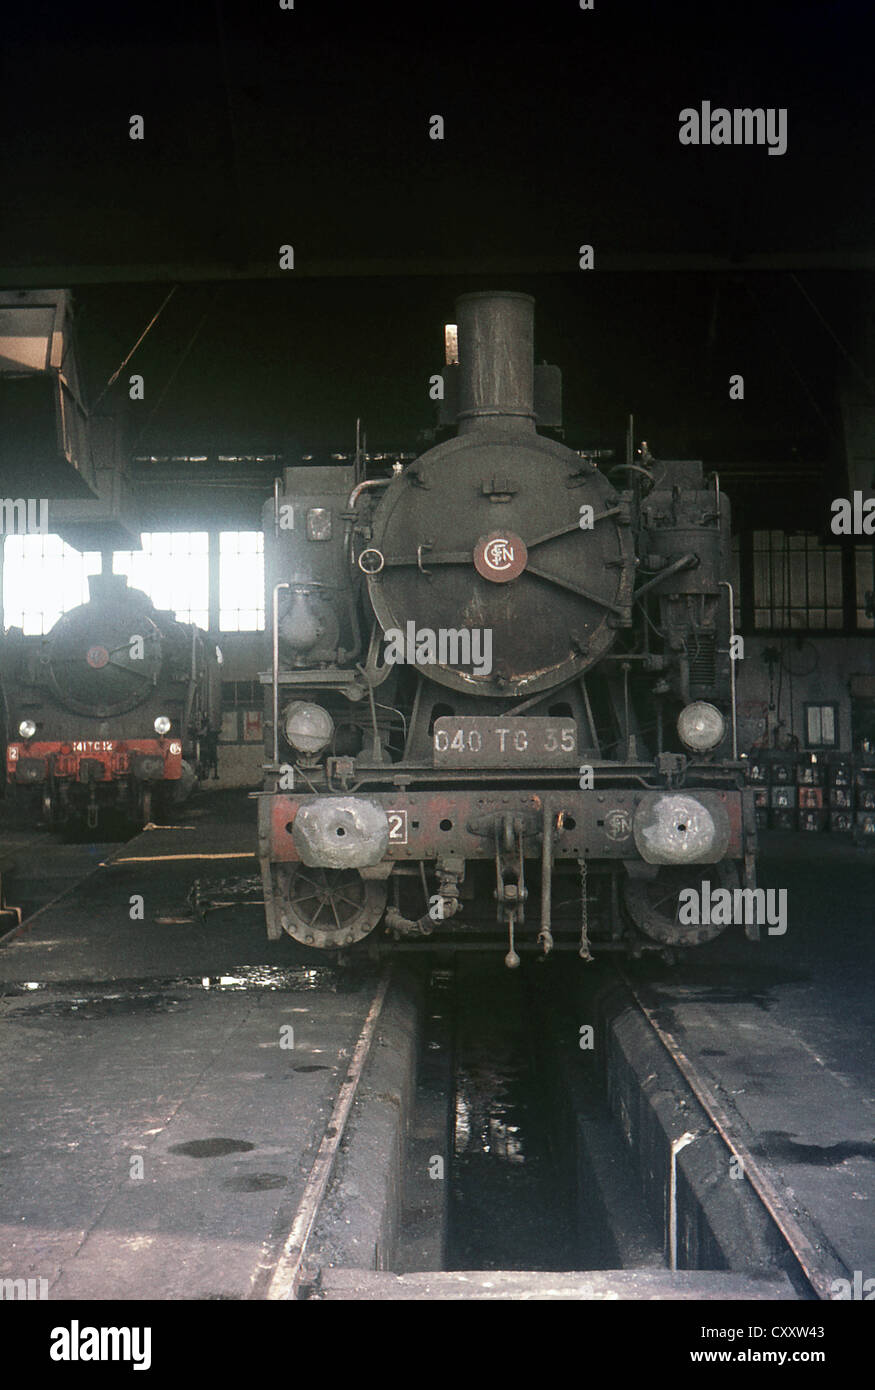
[803,701,840,749]
[743,531,856,635]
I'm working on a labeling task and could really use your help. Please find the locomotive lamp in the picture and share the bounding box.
[18,719,37,740]
[154,716,171,735]
[677,701,725,752]
[283,702,334,755]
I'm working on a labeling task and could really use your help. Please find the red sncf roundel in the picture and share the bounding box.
[473,532,528,583]
[86,645,110,669]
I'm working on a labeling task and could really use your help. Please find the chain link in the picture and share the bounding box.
[579,858,593,962]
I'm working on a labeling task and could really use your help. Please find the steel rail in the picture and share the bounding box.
[264,968,393,1300]
[621,972,839,1301]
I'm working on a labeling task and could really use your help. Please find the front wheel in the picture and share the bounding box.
[274,864,388,949]
[622,860,740,946]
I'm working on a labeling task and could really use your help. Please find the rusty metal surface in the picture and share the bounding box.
[262,788,744,864]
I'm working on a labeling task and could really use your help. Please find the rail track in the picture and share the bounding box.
[617,971,841,1301]
[2,831,850,1302]
[256,954,848,1301]
[262,968,394,1300]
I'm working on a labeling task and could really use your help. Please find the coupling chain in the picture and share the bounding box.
[579,857,593,962]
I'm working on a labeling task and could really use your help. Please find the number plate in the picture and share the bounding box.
[71,741,115,753]
[433,717,577,768]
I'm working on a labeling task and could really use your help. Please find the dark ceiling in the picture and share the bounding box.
[1,0,872,515]
[3,0,873,278]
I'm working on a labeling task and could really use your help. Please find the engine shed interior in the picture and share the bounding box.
[0,0,872,1326]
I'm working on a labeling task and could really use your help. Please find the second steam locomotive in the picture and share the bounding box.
[257,292,756,961]
[3,573,222,827]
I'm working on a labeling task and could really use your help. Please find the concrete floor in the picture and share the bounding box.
[622,831,875,1288]
[0,803,872,1299]
[0,792,385,1298]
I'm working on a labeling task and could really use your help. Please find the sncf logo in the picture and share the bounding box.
[474,531,528,584]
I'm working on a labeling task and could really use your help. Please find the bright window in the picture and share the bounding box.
[804,702,839,749]
[2,534,101,634]
[219,531,265,631]
[113,532,209,628]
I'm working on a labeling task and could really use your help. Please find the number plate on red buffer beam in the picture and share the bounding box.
[433,717,578,767]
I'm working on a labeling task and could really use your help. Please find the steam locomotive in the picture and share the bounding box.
[3,572,222,827]
[257,291,756,962]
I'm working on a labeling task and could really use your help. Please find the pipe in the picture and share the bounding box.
[346,478,390,510]
[385,897,460,938]
[539,802,554,953]
[633,552,699,600]
[271,581,291,763]
[719,580,739,759]
[622,661,636,760]
[455,291,536,434]
[182,626,197,747]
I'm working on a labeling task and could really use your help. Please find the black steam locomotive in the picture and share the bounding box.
[257,292,756,961]
[3,572,222,827]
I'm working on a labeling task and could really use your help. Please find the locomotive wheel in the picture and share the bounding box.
[622,860,740,947]
[275,865,387,949]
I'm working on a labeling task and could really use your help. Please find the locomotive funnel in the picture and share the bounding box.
[456,291,536,434]
[87,572,133,603]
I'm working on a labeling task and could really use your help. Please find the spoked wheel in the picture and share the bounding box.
[275,864,387,948]
[622,860,740,946]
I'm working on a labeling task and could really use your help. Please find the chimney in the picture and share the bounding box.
[455,291,536,434]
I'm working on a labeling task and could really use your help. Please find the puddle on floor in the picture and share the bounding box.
[7,993,189,1018]
[1,964,356,1009]
[753,1131,875,1167]
[169,1138,255,1158]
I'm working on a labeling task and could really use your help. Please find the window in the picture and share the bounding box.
[219,531,264,632]
[804,702,839,749]
[222,680,261,707]
[753,531,843,631]
[113,532,209,628]
[855,546,875,631]
[1,534,101,634]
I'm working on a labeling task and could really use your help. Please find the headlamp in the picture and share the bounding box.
[283,702,334,755]
[677,701,725,753]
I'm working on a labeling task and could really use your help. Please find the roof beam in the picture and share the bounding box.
[1,250,874,289]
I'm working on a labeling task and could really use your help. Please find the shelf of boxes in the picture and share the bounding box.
[746,752,875,839]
